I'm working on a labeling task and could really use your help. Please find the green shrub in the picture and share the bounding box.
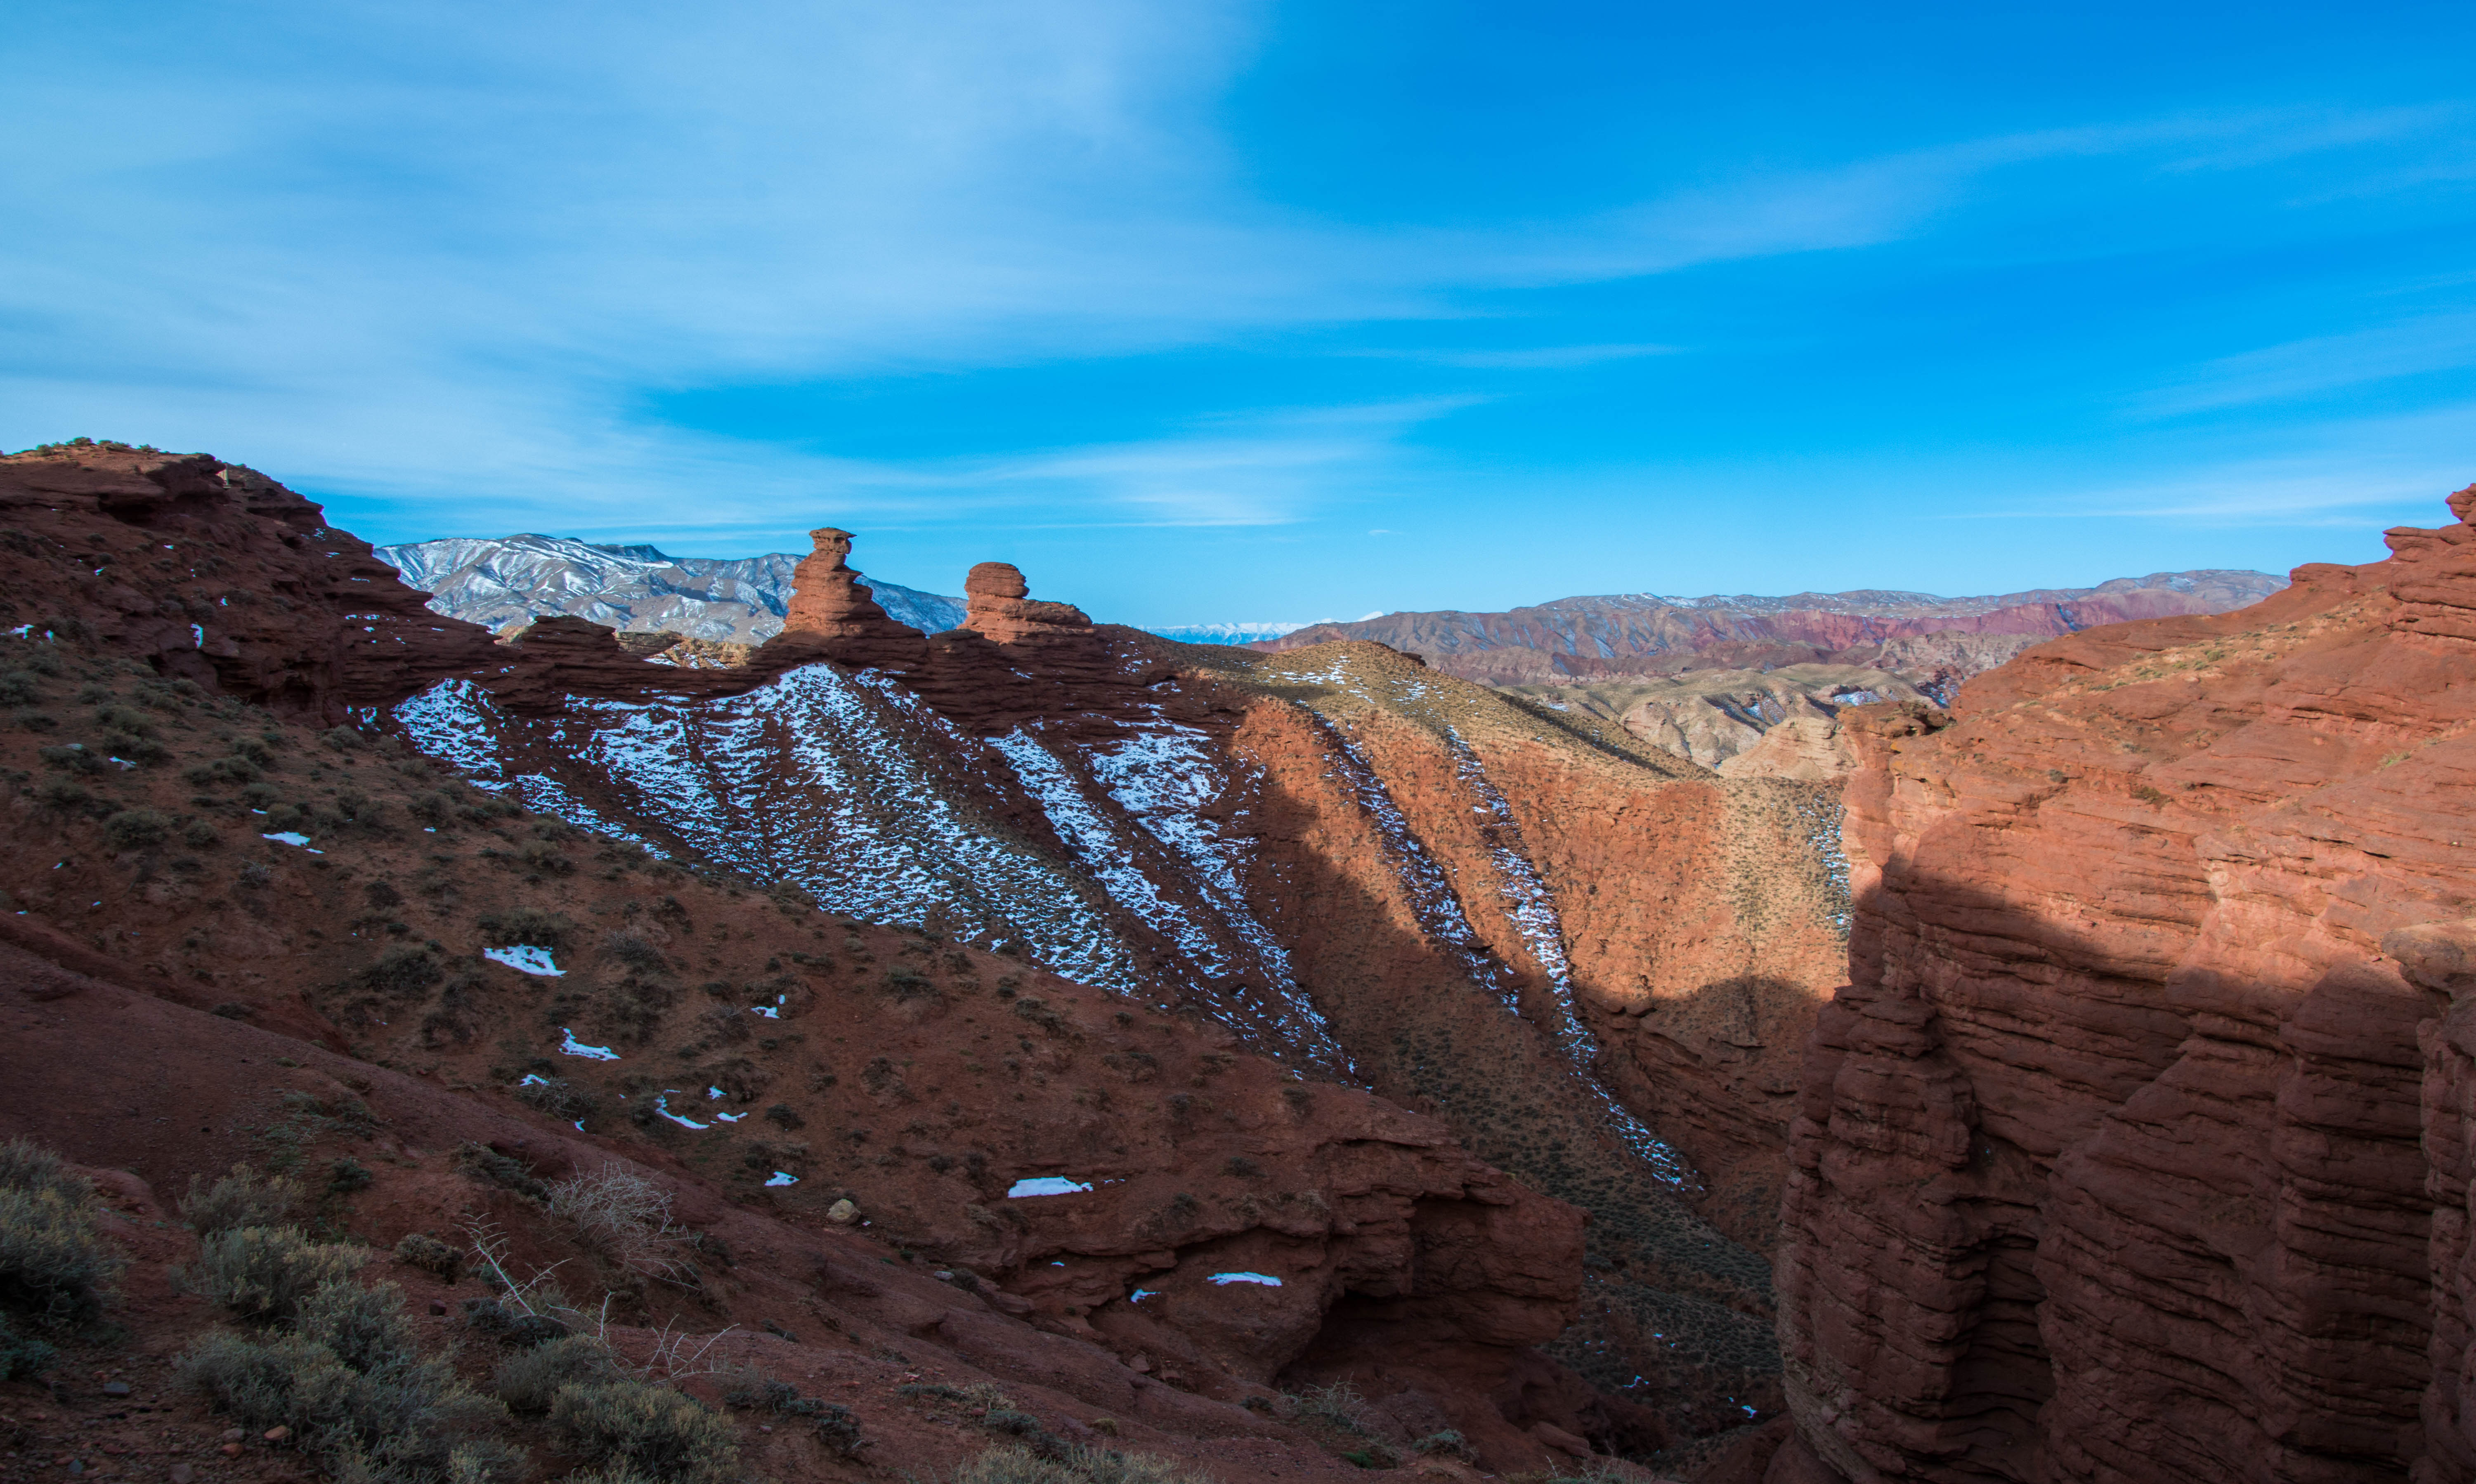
[491,1334,618,1413]
[102,807,172,849]
[349,948,442,1000]
[329,1158,376,1195]
[186,1225,366,1323]
[0,1311,58,1378]
[452,1144,548,1201]
[0,1177,120,1330]
[458,1297,568,1349]
[0,1137,91,1203]
[601,932,666,970]
[475,908,572,951]
[1413,1427,1474,1459]
[184,819,221,848]
[548,1379,739,1484]
[40,743,103,774]
[178,1164,303,1236]
[513,1078,597,1123]
[295,1279,419,1375]
[180,1280,510,1484]
[34,778,89,810]
[92,705,155,737]
[391,1233,461,1282]
[517,842,574,876]
[953,1443,1214,1484]
[720,1367,863,1456]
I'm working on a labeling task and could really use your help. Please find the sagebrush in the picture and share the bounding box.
[0,1139,120,1329]
[181,1277,512,1484]
[491,1334,619,1413]
[179,1163,303,1236]
[186,1225,367,1323]
[953,1442,1216,1484]
[548,1378,739,1484]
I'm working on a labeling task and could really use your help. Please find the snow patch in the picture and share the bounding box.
[485,945,564,977]
[1207,1272,1282,1287]
[558,1028,619,1060]
[1007,1177,1093,1198]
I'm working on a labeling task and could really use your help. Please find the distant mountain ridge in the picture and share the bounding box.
[1142,621,1311,646]
[378,534,1331,648]
[1256,569,2288,685]
[374,533,967,642]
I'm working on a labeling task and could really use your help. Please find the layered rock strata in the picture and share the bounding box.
[963,559,1095,644]
[1774,484,2476,1483]
[0,445,501,712]
[775,525,931,667]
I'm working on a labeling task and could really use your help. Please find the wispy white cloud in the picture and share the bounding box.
[2138,311,2476,415]
[1944,403,2476,526]
[942,398,1474,527]
[1349,343,1680,369]
[2,0,2468,541]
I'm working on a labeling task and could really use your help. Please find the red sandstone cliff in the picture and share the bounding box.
[1773,484,2476,1482]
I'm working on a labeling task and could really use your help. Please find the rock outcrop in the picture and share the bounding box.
[1773,484,2476,1482]
[963,560,1094,644]
[773,526,931,667]
[0,443,503,715]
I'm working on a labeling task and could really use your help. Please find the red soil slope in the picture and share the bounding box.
[0,440,1849,1475]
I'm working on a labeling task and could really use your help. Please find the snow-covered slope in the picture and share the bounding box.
[1142,621,1311,646]
[375,533,966,641]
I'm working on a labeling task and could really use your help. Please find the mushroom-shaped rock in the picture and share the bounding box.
[771,527,927,667]
[966,561,1028,600]
[961,561,1092,645]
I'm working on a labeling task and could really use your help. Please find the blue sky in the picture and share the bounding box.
[7,1,2475,626]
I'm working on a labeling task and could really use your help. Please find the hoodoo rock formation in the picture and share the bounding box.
[776,525,931,667]
[1772,483,2476,1483]
[963,559,1095,644]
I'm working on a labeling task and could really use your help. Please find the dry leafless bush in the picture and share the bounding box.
[544,1165,698,1287]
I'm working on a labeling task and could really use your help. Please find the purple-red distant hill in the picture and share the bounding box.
[1250,569,2287,688]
